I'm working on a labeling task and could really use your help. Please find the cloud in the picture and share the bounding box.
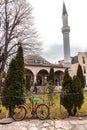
[40,43,87,64]
[40,44,63,64]
[70,46,87,56]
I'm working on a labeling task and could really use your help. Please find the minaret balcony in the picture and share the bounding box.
[62,26,70,33]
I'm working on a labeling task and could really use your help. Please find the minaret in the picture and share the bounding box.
[62,2,71,67]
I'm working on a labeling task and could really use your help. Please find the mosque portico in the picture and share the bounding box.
[24,55,65,86]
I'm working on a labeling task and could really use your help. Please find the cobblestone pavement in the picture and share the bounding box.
[0,118,87,130]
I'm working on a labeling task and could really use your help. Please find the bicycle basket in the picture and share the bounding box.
[32,98,40,102]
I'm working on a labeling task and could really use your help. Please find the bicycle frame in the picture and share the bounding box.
[19,100,39,116]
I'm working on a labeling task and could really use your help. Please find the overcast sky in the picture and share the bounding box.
[26,0,87,63]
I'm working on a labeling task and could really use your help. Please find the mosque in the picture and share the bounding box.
[24,2,87,87]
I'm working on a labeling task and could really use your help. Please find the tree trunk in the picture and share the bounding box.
[73,106,77,116]
[0,78,2,93]
[67,109,72,116]
[9,106,12,117]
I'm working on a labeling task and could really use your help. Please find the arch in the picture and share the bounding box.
[25,69,34,86]
[36,69,49,86]
[54,70,64,86]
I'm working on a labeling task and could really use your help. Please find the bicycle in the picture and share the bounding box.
[11,97,49,121]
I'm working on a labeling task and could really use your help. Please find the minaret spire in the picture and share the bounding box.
[61,2,71,67]
[62,2,68,15]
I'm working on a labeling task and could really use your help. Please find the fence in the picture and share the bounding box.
[0,91,87,119]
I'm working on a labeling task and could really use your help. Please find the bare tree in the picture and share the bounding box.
[0,0,42,75]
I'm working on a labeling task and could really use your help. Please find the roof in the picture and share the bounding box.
[25,54,51,66]
[62,2,68,15]
[24,55,64,68]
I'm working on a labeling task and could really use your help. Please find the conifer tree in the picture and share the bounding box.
[60,69,73,116]
[71,76,84,115]
[14,44,25,98]
[77,64,85,88]
[47,67,55,105]
[48,67,55,84]
[61,69,84,116]
[2,44,25,115]
[62,69,72,92]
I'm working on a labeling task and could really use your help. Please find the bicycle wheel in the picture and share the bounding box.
[36,104,49,120]
[12,105,26,121]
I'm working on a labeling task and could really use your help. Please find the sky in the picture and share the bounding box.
[26,0,87,63]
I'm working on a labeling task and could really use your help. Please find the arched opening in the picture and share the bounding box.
[54,70,64,86]
[25,69,34,86]
[36,69,49,86]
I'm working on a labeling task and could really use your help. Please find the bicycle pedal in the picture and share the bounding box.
[31,111,34,115]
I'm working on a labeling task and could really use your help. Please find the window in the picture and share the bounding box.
[82,57,85,64]
[83,66,86,74]
[34,60,37,63]
[43,60,47,64]
[83,76,86,86]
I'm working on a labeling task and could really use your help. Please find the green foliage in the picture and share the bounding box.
[71,76,84,110]
[25,75,31,91]
[62,69,72,92]
[77,64,85,88]
[47,67,55,105]
[61,69,84,116]
[1,45,25,109]
[0,71,6,92]
[61,69,73,115]
[48,67,54,84]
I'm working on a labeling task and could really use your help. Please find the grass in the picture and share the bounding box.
[32,91,87,118]
[0,91,87,119]
[78,91,87,115]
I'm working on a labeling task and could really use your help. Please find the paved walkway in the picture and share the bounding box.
[0,118,87,130]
